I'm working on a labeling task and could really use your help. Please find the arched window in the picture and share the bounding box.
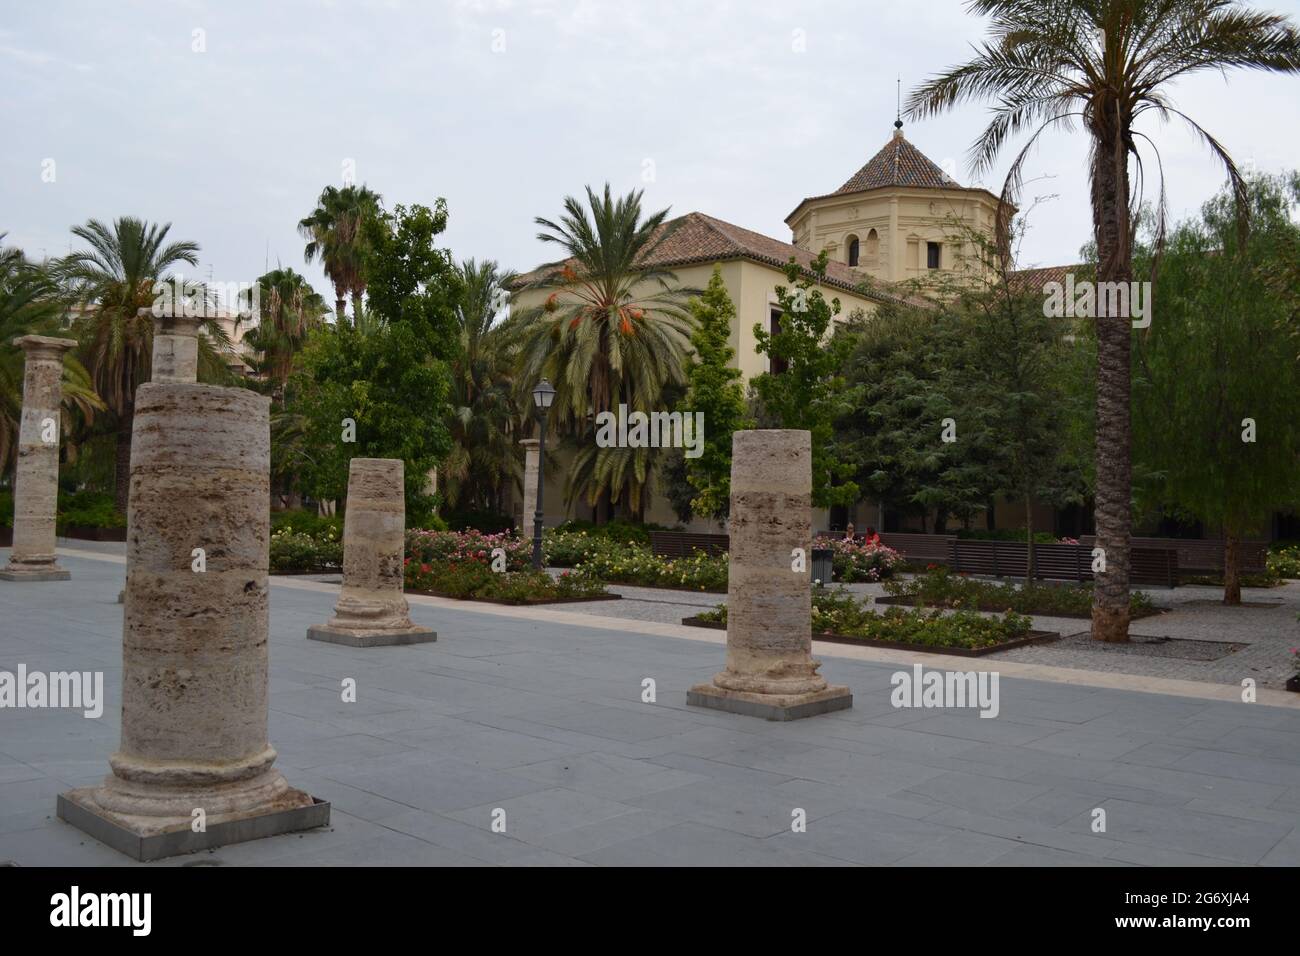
[846,235,860,267]
[865,228,879,261]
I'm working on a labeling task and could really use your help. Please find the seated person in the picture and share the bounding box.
[862,526,881,546]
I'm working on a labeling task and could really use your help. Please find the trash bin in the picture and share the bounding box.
[811,548,833,587]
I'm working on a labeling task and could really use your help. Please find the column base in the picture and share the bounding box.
[687,682,852,721]
[57,788,329,862]
[0,564,70,582]
[307,623,437,647]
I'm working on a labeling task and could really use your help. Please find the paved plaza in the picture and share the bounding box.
[2,546,1299,866]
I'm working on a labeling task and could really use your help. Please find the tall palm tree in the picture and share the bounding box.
[298,184,382,321]
[516,184,695,518]
[238,267,329,398]
[55,217,229,512]
[906,0,1300,642]
[443,259,521,514]
[0,238,102,473]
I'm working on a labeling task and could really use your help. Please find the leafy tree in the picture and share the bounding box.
[0,239,102,473]
[54,217,231,511]
[1133,172,1300,603]
[285,202,461,524]
[238,267,329,399]
[681,267,751,521]
[516,184,694,519]
[750,252,858,509]
[443,258,520,514]
[298,184,383,321]
[908,0,1300,641]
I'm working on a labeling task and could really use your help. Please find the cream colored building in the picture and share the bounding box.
[510,124,1016,532]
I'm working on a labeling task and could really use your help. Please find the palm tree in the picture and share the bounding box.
[443,259,521,514]
[298,184,382,321]
[516,184,695,519]
[906,0,1300,642]
[239,267,329,398]
[55,217,229,512]
[0,238,102,473]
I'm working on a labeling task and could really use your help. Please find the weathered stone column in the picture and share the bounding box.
[58,383,327,860]
[688,430,852,720]
[148,309,202,383]
[519,437,540,530]
[0,335,77,582]
[307,457,436,647]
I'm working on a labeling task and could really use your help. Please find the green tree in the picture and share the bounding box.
[238,267,329,399]
[54,217,230,511]
[0,240,102,473]
[681,267,751,521]
[285,202,460,523]
[750,252,858,509]
[1133,172,1300,604]
[298,184,383,321]
[516,184,694,519]
[908,0,1300,641]
[443,259,520,514]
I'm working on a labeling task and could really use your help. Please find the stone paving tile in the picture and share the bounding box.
[1,550,1297,867]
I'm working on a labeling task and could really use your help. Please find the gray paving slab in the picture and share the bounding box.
[0,549,1296,867]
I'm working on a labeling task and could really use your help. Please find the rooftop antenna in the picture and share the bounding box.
[895,75,903,131]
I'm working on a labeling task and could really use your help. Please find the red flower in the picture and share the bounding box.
[420,563,430,574]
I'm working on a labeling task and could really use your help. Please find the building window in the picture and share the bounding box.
[770,309,788,376]
[926,242,941,269]
[846,235,860,267]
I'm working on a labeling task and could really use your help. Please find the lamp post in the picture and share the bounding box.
[530,379,556,569]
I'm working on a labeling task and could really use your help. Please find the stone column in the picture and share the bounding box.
[307,457,436,647]
[58,383,326,860]
[149,309,202,383]
[519,438,540,532]
[1,335,77,582]
[688,430,852,720]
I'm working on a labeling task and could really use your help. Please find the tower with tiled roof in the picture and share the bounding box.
[785,122,1013,287]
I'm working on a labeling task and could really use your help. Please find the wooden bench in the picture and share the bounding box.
[1079,536,1266,575]
[648,531,729,558]
[950,539,1179,587]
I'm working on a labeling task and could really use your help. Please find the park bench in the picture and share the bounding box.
[949,539,1179,587]
[648,530,729,558]
[815,531,955,565]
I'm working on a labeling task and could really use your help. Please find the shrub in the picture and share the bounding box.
[824,537,903,583]
[56,491,125,531]
[270,529,342,571]
[1267,545,1300,580]
[700,587,1033,649]
[442,508,514,534]
[271,509,343,539]
[402,555,606,603]
[406,529,531,570]
[549,519,670,546]
[882,566,1155,616]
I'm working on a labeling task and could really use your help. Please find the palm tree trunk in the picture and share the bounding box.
[351,291,363,324]
[1223,530,1242,606]
[1090,122,1134,643]
[113,410,133,515]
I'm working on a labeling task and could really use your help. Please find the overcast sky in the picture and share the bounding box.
[4,0,1299,302]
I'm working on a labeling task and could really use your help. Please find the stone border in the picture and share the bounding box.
[307,623,437,647]
[404,587,622,607]
[681,615,1059,657]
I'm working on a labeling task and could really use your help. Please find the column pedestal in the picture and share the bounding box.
[59,383,327,860]
[1,335,77,582]
[307,457,436,647]
[687,430,852,721]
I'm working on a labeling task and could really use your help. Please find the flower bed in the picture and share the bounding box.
[686,588,1049,656]
[403,558,610,605]
[1267,545,1300,580]
[406,528,532,570]
[878,566,1160,619]
[270,529,342,572]
[824,537,903,583]
[542,529,728,591]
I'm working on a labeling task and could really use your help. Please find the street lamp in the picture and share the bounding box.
[530,379,556,569]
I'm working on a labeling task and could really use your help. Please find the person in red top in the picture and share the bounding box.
[862,526,881,546]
